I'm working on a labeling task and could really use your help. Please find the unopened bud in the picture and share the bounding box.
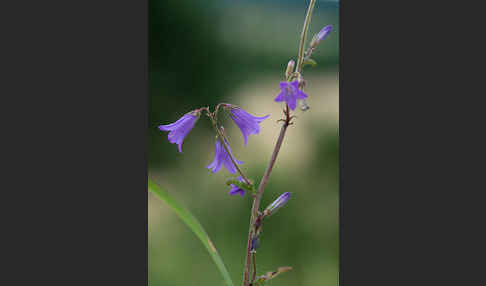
[285,59,295,79]
[310,25,332,49]
[299,99,310,111]
[250,236,259,252]
[264,192,291,216]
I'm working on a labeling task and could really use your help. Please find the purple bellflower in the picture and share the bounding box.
[158,110,199,153]
[228,106,270,145]
[274,80,307,110]
[229,176,246,197]
[207,139,243,174]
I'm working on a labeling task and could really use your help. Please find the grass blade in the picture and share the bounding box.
[148,178,234,286]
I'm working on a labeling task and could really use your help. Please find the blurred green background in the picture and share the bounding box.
[148,0,339,285]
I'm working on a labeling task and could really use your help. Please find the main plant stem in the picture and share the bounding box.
[242,106,290,286]
[241,1,316,285]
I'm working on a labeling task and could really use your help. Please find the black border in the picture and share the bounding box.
[3,0,148,284]
[339,0,475,284]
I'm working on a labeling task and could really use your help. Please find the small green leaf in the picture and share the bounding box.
[303,58,317,67]
[148,179,234,286]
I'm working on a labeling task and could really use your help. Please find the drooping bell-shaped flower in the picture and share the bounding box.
[274,80,307,110]
[207,138,243,174]
[228,106,269,146]
[158,110,199,152]
[228,176,246,197]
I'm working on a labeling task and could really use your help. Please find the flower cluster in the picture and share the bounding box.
[158,105,269,196]
[159,24,332,201]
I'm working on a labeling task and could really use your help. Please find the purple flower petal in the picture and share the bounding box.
[288,98,297,110]
[274,91,286,102]
[296,89,308,99]
[159,112,199,152]
[274,80,308,111]
[229,107,269,145]
[207,139,243,174]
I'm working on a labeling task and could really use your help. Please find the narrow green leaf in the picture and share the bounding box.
[148,178,234,286]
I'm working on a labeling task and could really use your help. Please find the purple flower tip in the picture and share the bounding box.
[207,139,243,174]
[265,192,291,215]
[229,107,269,145]
[316,25,332,43]
[228,176,246,197]
[274,80,307,110]
[158,111,199,152]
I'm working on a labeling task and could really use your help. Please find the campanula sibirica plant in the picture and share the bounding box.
[154,1,332,285]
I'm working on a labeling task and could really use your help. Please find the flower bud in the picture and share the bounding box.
[264,192,291,216]
[310,25,332,49]
[299,99,310,111]
[250,236,259,252]
[285,59,295,79]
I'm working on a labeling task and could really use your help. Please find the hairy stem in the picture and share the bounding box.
[242,1,316,284]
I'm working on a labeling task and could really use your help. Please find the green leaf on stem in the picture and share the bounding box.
[303,58,317,67]
[148,178,234,286]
